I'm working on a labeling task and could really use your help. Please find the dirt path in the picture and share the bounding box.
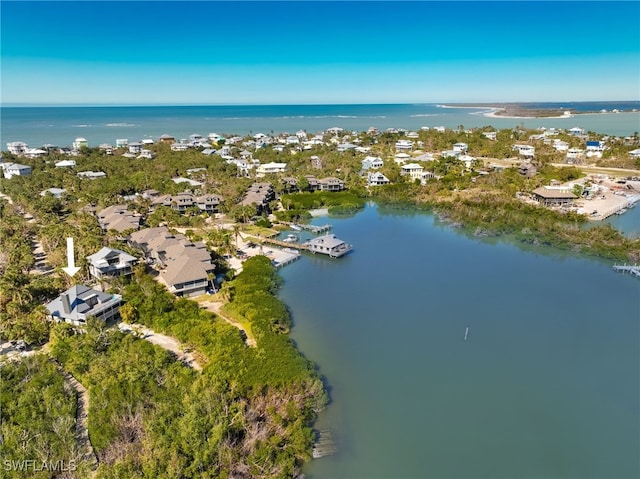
[118,323,203,371]
[60,369,98,475]
[200,300,257,347]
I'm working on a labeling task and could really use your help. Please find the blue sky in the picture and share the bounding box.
[2,1,639,105]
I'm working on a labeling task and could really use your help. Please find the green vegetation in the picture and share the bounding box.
[1,124,639,477]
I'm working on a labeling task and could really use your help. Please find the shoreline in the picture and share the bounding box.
[439,103,639,119]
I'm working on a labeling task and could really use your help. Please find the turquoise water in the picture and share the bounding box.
[2,102,639,148]
[279,205,640,479]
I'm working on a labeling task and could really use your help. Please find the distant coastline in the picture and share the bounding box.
[440,102,640,119]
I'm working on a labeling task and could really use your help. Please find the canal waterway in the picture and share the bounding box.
[279,204,639,479]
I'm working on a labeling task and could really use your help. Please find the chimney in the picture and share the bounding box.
[61,293,71,315]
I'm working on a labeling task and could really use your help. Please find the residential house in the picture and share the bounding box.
[159,256,214,297]
[55,159,76,168]
[86,247,137,280]
[394,153,411,164]
[628,148,640,159]
[568,127,585,136]
[40,188,67,198]
[116,139,129,148]
[566,148,584,162]
[362,156,384,170]
[367,171,390,186]
[305,234,352,258]
[128,142,142,154]
[77,171,106,179]
[25,148,47,159]
[256,162,287,177]
[483,131,497,141]
[317,177,345,192]
[6,142,28,155]
[97,204,142,232]
[337,143,357,153]
[553,140,570,152]
[532,186,577,206]
[72,137,88,150]
[395,140,414,151]
[45,284,123,326]
[453,142,468,153]
[1,162,32,179]
[401,163,425,180]
[240,182,275,213]
[158,134,175,144]
[586,141,605,158]
[171,143,190,152]
[512,145,535,158]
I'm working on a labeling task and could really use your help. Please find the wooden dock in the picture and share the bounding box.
[260,236,313,252]
[292,223,332,234]
[613,264,640,278]
[312,430,336,458]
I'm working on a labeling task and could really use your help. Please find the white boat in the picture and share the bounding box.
[290,224,302,231]
[282,234,298,243]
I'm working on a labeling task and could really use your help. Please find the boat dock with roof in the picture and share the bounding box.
[258,233,352,258]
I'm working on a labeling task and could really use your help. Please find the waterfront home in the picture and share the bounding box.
[304,175,320,191]
[159,256,214,297]
[40,187,67,198]
[6,141,28,155]
[401,163,425,180]
[45,284,122,326]
[317,177,345,192]
[256,162,287,176]
[628,148,640,159]
[86,247,137,280]
[568,127,585,136]
[1,162,32,179]
[532,186,577,206]
[116,139,128,148]
[367,171,390,186]
[305,234,352,258]
[433,126,446,133]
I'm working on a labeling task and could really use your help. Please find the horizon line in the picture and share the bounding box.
[3,100,639,108]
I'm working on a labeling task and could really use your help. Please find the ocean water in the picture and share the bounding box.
[2,102,639,149]
[279,205,640,479]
